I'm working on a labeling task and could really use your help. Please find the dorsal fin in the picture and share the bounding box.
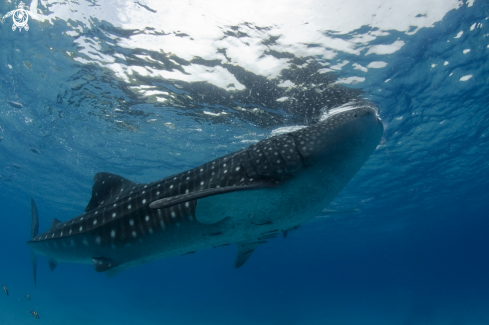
[50,218,61,230]
[85,172,139,212]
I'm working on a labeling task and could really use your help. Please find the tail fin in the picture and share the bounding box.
[30,198,39,287]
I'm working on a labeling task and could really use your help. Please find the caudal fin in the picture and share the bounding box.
[30,198,39,287]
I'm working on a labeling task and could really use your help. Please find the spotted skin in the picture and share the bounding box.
[28,102,383,277]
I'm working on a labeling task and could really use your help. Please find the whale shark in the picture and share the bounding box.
[28,101,383,284]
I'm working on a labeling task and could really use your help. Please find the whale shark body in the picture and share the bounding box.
[28,102,383,284]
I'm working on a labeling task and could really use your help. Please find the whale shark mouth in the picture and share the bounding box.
[271,102,381,138]
[321,101,381,121]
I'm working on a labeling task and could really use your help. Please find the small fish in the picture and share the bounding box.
[25,294,30,300]
[2,284,8,296]
[12,163,21,169]
[29,310,40,319]
[30,148,41,154]
[7,100,24,108]
[0,136,3,142]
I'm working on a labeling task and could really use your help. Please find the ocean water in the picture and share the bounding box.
[1,0,489,324]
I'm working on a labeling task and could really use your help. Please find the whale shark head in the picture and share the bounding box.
[288,101,383,167]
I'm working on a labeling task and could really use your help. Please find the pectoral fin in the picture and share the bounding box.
[149,182,275,209]
[234,240,266,268]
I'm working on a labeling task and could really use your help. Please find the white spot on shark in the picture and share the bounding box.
[129,219,134,226]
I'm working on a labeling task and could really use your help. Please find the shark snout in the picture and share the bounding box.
[290,103,384,161]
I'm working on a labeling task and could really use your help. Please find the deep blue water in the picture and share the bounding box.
[1,0,489,324]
